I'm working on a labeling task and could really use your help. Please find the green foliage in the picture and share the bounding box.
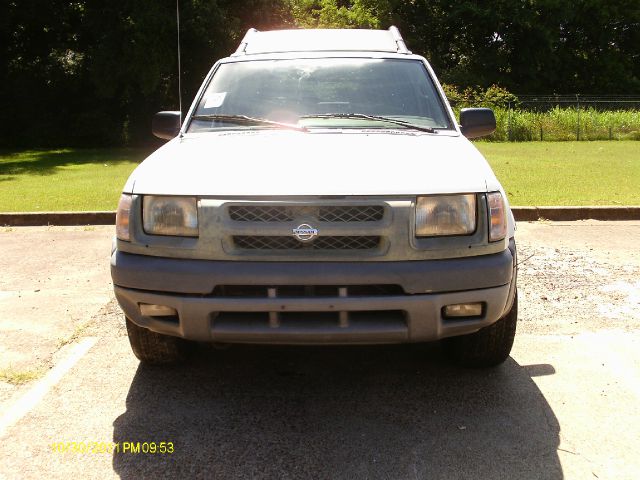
[0,148,145,211]
[477,141,640,206]
[443,84,519,110]
[0,367,43,385]
[485,107,640,142]
[390,0,640,94]
[289,0,382,28]
[2,143,639,210]
[1,0,294,148]
[444,84,640,142]
[1,0,639,147]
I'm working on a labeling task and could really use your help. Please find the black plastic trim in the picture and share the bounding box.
[111,247,514,296]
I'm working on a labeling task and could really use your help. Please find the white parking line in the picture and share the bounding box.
[0,337,97,438]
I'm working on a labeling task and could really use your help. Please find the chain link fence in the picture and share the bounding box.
[497,95,640,142]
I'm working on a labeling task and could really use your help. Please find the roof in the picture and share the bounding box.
[233,27,411,56]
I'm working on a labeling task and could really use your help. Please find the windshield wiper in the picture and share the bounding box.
[191,114,308,132]
[300,113,437,133]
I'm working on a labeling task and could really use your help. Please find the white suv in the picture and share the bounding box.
[111,27,518,367]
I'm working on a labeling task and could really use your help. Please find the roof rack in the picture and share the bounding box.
[233,27,412,56]
[388,26,410,54]
[235,28,258,55]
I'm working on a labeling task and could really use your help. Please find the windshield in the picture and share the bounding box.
[188,58,453,132]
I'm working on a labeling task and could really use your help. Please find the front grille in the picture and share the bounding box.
[234,236,301,250]
[318,205,383,222]
[313,236,380,250]
[229,205,384,222]
[233,236,381,251]
[229,206,293,222]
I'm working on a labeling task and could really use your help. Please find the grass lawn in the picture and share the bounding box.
[0,142,639,211]
[0,148,147,211]
[476,141,640,206]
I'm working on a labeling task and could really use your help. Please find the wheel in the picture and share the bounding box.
[445,291,518,368]
[125,317,195,365]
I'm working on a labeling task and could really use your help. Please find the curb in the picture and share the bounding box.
[0,211,116,227]
[510,206,640,221]
[2,207,640,226]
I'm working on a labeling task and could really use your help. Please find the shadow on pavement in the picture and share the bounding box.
[112,344,562,479]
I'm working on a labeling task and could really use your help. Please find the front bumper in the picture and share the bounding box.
[111,241,516,344]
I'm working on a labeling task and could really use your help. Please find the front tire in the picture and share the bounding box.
[125,317,195,365]
[445,291,518,368]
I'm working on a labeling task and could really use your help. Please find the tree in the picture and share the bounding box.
[289,0,383,28]
[384,0,639,94]
[1,0,638,147]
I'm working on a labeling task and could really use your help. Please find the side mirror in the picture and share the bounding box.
[152,111,182,140]
[459,108,496,139]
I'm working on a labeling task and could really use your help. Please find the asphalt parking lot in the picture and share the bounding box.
[0,221,639,479]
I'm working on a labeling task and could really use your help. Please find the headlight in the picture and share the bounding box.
[143,196,199,237]
[487,192,507,242]
[116,193,132,241]
[415,194,476,236]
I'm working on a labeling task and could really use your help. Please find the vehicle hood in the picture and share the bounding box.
[127,130,501,196]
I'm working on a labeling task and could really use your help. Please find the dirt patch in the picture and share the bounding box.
[83,298,127,339]
[516,228,640,335]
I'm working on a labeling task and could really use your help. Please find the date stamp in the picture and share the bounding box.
[50,441,174,455]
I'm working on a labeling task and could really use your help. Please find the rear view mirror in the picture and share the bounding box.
[459,108,496,139]
[152,111,181,140]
